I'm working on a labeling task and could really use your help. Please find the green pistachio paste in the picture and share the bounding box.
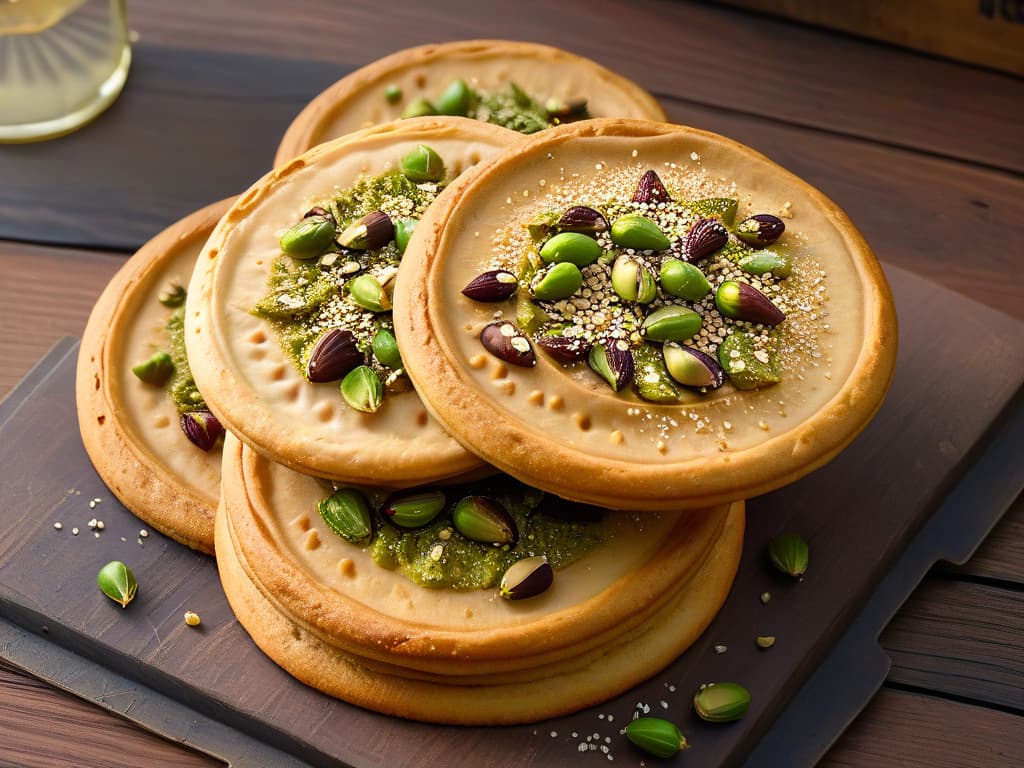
[165,306,207,412]
[253,167,439,408]
[331,479,605,590]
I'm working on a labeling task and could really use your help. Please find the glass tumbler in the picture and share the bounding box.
[0,0,130,142]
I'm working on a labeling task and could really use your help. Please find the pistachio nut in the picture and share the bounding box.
[610,214,670,251]
[660,259,711,301]
[556,205,608,236]
[527,210,560,242]
[480,322,536,367]
[179,411,223,452]
[756,635,776,649]
[435,78,473,116]
[663,343,725,389]
[736,213,785,247]
[280,215,337,259]
[689,197,739,226]
[400,144,445,183]
[624,717,689,759]
[499,556,553,600]
[632,169,672,205]
[393,217,417,254]
[305,328,363,383]
[371,327,403,369]
[678,217,728,263]
[452,496,518,546]
[768,532,809,578]
[348,273,388,313]
[539,231,603,267]
[531,262,583,301]
[340,365,383,413]
[717,333,781,390]
[158,284,186,308]
[400,97,436,119]
[641,305,702,342]
[589,340,634,392]
[715,280,786,326]
[337,210,394,251]
[303,205,332,220]
[384,84,402,104]
[611,254,657,303]
[535,334,591,364]
[97,560,137,608]
[736,248,792,278]
[462,269,519,302]
[693,682,751,723]
[318,488,373,543]
[132,351,174,387]
[383,489,446,528]
[632,343,681,403]
[516,294,549,334]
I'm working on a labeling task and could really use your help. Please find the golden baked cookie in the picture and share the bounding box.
[275,39,665,165]
[394,119,898,511]
[216,433,744,724]
[186,118,519,486]
[76,200,233,553]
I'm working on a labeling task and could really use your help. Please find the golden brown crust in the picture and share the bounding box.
[393,119,899,511]
[216,434,744,724]
[275,39,667,166]
[75,200,234,553]
[186,118,520,487]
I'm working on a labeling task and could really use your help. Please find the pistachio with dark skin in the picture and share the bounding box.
[480,322,536,367]
[462,269,519,302]
[305,328,363,383]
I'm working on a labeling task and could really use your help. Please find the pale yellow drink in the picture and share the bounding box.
[0,0,130,142]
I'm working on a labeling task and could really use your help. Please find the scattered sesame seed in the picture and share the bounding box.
[93,532,100,539]
[714,644,728,654]
[96,521,104,530]
[88,500,96,509]
[139,529,149,538]
[761,591,772,604]
[71,528,79,535]
[53,522,62,530]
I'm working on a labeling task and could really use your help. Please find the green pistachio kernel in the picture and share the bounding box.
[641,305,703,342]
[660,259,711,300]
[611,254,657,303]
[694,682,751,723]
[400,144,445,183]
[717,333,781,390]
[689,197,739,226]
[318,488,373,542]
[371,328,403,369]
[384,84,402,104]
[736,248,792,278]
[531,262,583,301]
[97,560,137,608]
[131,351,175,387]
[348,274,387,313]
[435,78,473,116]
[768,532,809,578]
[625,717,689,759]
[527,210,560,242]
[539,232,603,267]
[610,214,670,251]
[516,292,549,333]
[340,365,383,413]
[452,496,517,545]
[632,344,681,403]
[158,284,186,308]
[393,217,418,254]
[279,216,337,259]
[400,97,436,119]
[383,489,446,528]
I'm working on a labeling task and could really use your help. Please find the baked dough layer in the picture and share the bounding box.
[186,118,519,487]
[76,200,232,553]
[216,434,744,722]
[275,39,666,166]
[393,119,898,511]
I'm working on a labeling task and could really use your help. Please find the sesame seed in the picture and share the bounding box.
[53,522,62,530]
[139,529,149,538]
[72,528,79,535]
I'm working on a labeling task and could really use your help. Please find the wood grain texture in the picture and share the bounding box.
[123,0,1024,172]
[0,659,220,768]
[821,688,1024,767]
[880,580,1024,711]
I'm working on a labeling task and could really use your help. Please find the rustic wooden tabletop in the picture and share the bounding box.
[1,1,1021,766]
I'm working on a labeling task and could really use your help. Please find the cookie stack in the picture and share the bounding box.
[76,40,895,724]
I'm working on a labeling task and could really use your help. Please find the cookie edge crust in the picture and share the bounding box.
[186,118,519,486]
[218,433,740,674]
[274,39,668,166]
[75,199,234,554]
[394,118,899,511]
[216,481,743,725]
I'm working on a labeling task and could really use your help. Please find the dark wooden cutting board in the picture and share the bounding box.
[1,263,1022,768]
